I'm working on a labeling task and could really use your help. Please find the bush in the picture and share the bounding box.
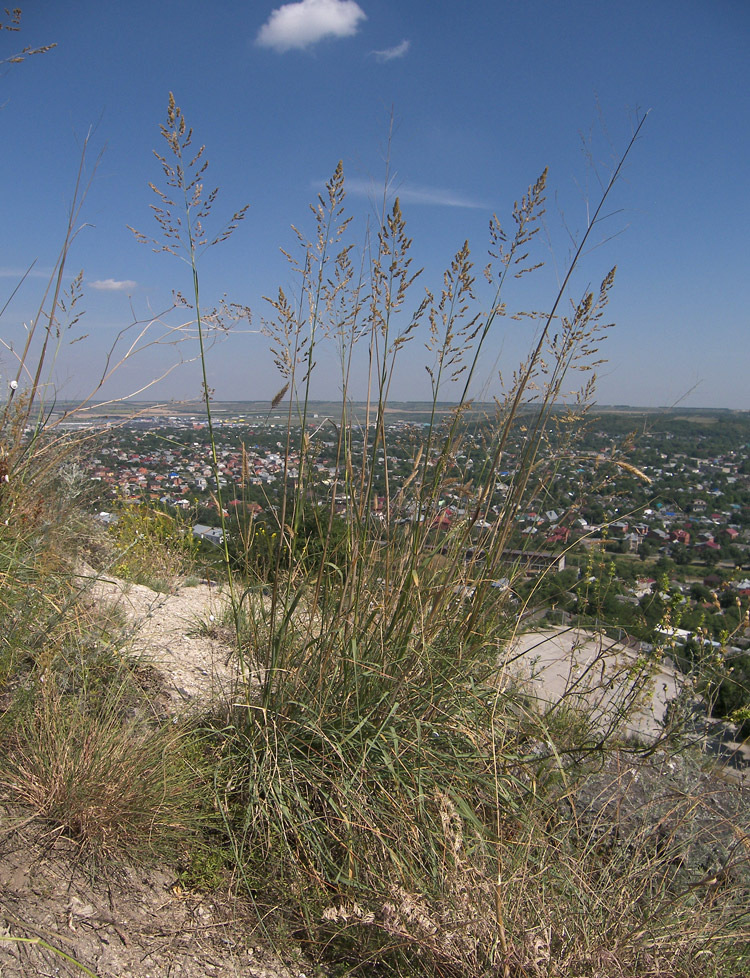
[108,502,198,592]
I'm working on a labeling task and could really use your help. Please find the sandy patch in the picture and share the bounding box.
[80,569,242,712]
[501,626,687,740]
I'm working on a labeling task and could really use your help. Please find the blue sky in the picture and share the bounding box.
[1,0,748,409]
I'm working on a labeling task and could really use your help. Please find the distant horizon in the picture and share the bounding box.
[53,398,750,415]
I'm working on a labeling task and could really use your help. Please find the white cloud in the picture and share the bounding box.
[256,0,366,52]
[346,177,488,210]
[372,39,410,62]
[89,278,137,292]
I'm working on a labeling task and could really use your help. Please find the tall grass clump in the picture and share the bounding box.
[130,92,249,639]
[0,283,209,874]
[123,98,750,976]
[108,500,199,592]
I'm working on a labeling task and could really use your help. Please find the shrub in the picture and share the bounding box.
[108,502,199,592]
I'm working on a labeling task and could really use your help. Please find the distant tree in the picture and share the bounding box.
[638,539,656,561]
[671,543,691,565]
[704,547,721,568]
[615,559,637,585]
[584,502,605,524]
[690,582,713,603]
[654,555,675,575]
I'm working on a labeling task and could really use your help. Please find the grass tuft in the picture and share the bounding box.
[1,682,208,864]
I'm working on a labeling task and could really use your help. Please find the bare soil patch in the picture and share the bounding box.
[85,572,241,714]
[0,822,305,978]
[505,626,685,740]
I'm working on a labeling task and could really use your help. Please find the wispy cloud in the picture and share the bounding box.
[372,39,410,62]
[89,278,137,292]
[346,177,488,210]
[0,266,52,279]
[256,0,366,53]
